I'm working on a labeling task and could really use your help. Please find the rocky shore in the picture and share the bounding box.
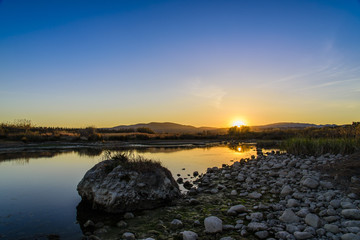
[81,152,360,240]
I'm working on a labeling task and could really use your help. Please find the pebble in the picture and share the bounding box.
[170,219,183,229]
[305,213,320,228]
[294,231,313,239]
[124,212,134,219]
[204,216,222,233]
[324,224,340,233]
[86,152,360,240]
[341,233,360,240]
[182,230,198,240]
[280,209,300,223]
[122,232,135,240]
[342,209,360,219]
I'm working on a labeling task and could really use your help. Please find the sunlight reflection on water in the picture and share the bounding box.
[0,144,274,239]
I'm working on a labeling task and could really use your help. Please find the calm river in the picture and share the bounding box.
[0,144,269,239]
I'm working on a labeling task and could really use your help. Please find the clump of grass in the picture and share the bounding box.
[102,151,167,174]
[256,140,281,148]
[281,138,360,156]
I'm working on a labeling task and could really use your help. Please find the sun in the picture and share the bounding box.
[232,120,246,128]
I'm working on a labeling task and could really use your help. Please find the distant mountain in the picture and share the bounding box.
[109,122,220,134]
[106,121,337,134]
[250,122,337,131]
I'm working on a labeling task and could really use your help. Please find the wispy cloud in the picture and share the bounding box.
[187,78,226,108]
[259,64,332,87]
[298,78,360,91]
[261,62,360,94]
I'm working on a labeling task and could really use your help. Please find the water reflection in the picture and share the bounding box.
[0,143,260,164]
[0,143,281,239]
[227,143,253,153]
[0,144,239,165]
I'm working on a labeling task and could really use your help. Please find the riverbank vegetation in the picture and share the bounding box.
[1,120,359,155]
[281,137,360,156]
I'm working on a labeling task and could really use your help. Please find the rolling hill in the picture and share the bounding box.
[109,122,220,134]
[104,122,337,134]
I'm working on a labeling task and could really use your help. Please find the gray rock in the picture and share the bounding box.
[122,232,135,240]
[348,193,358,199]
[219,237,234,240]
[248,191,262,199]
[347,226,360,233]
[342,209,360,219]
[193,220,201,226]
[210,188,219,194]
[287,199,300,208]
[305,213,320,228]
[250,212,263,221]
[341,233,360,240]
[280,209,300,223]
[84,220,95,228]
[316,228,325,236]
[189,198,200,205]
[171,219,183,229]
[330,199,341,209]
[204,216,222,233]
[320,181,333,189]
[281,185,293,197]
[224,173,231,179]
[302,178,319,189]
[296,208,310,218]
[294,231,313,239]
[230,190,238,195]
[343,221,360,227]
[182,230,198,240]
[247,222,267,231]
[240,229,248,236]
[234,223,243,229]
[341,202,356,209]
[223,224,235,230]
[324,224,340,233]
[324,216,339,222]
[255,230,269,239]
[116,220,127,228]
[77,159,180,213]
[227,204,247,215]
[275,231,291,239]
[286,224,300,233]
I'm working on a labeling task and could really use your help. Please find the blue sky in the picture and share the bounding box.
[1,0,360,127]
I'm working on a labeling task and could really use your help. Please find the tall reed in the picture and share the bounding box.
[281,138,360,156]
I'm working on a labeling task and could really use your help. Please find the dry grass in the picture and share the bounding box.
[102,151,170,175]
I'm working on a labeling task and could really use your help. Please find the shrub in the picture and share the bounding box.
[102,151,167,175]
[136,127,155,134]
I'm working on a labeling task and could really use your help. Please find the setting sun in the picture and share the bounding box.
[232,120,246,127]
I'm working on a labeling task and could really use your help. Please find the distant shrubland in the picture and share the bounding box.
[1,119,359,155]
[228,122,360,155]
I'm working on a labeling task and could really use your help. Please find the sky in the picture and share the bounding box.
[1,0,360,128]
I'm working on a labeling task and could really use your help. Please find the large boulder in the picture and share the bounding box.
[77,157,180,213]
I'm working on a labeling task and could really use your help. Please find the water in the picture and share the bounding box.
[0,144,264,239]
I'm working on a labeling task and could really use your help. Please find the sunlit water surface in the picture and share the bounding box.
[0,144,266,239]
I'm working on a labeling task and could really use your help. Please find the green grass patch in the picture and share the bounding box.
[102,151,173,179]
[281,138,360,156]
